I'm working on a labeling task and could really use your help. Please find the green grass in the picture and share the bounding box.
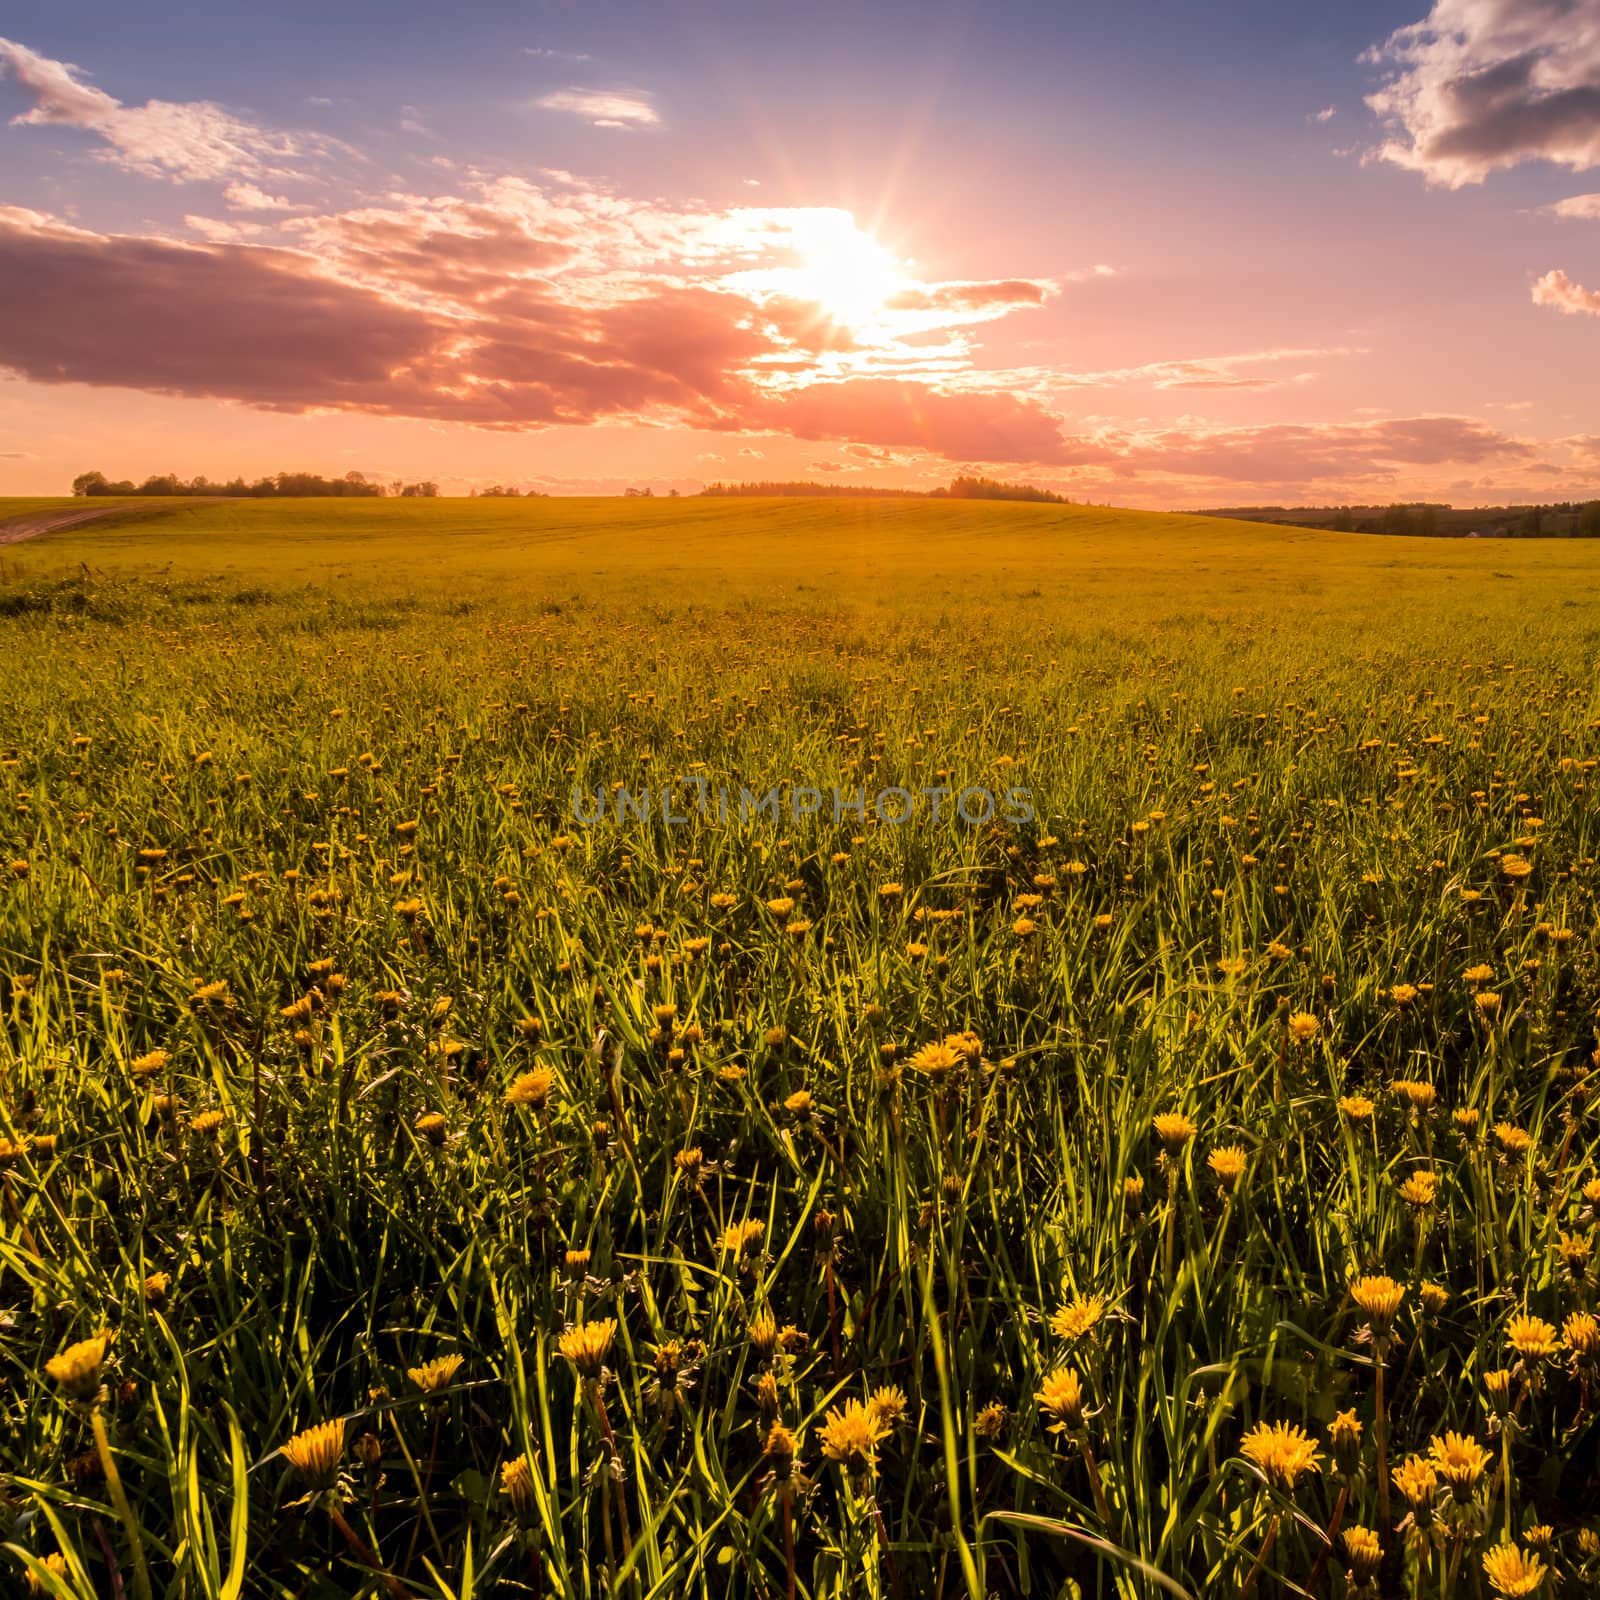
[1,496,1598,1598]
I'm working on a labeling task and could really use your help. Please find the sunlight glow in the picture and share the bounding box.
[783,211,907,329]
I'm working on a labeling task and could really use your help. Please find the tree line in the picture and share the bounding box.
[71,470,441,499]
[1203,500,1600,539]
[700,474,1072,503]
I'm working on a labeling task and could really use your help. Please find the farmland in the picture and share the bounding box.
[2,494,1600,1599]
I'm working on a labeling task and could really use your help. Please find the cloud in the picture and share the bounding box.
[1052,347,1356,391]
[536,88,658,129]
[0,202,1077,462]
[883,278,1050,313]
[1545,191,1600,217]
[222,182,302,212]
[0,35,316,182]
[183,214,268,242]
[762,378,1089,465]
[1310,106,1338,123]
[1532,266,1600,313]
[1364,0,1600,186]
[1093,414,1535,486]
[525,47,594,63]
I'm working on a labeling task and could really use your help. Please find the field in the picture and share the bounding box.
[2,494,1599,1600]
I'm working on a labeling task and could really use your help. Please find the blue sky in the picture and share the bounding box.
[0,0,1596,501]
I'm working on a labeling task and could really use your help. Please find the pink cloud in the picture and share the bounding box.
[1532,267,1600,314]
[0,207,1079,461]
[1092,414,1535,486]
[883,279,1051,313]
[0,35,320,182]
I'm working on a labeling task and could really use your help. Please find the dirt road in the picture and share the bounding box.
[0,501,171,546]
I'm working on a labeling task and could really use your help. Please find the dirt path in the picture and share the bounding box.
[0,499,210,546]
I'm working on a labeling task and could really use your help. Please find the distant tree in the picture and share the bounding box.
[1579,501,1600,538]
[934,475,1071,505]
[399,481,439,498]
[71,467,385,498]
[478,485,522,497]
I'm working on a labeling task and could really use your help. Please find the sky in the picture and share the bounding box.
[0,0,1597,506]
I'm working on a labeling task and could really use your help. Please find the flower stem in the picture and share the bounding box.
[327,1505,409,1600]
[91,1408,152,1600]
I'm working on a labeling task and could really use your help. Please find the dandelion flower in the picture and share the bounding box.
[407,1353,465,1395]
[1208,1145,1248,1190]
[1287,1012,1319,1044]
[1343,1525,1383,1582]
[1393,1454,1437,1512]
[500,1452,537,1516]
[46,1334,110,1402]
[1048,1295,1105,1342]
[720,1219,765,1259]
[1152,1111,1197,1149]
[281,1418,345,1487]
[1037,1368,1087,1433]
[908,1041,962,1078]
[1482,1543,1547,1598]
[1563,1312,1600,1359]
[558,1319,617,1379]
[1239,1420,1322,1491]
[505,1068,554,1109]
[1428,1431,1491,1496]
[819,1398,886,1474]
[1350,1274,1405,1330]
[1506,1313,1559,1360]
[867,1385,908,1429]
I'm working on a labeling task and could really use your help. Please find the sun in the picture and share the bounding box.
[784,211,906,329]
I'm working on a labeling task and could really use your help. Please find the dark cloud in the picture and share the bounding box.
[1366,0,1600,186]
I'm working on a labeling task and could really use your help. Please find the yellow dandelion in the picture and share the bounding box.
[557,1319,617,1379]
[1152,1111,1197,1149]
[407,1353,465,1395]
[820,1398,886,1474]
[1350,1274,1405,1328]
[1239,1420,1322,1491]
[505,1068,555,1109]
[1563,1312,1600,1359]
[719,1219,765,1258]
[1481,1543,1547,1598]
[1393,1454,1437,1511]
[908,1041,962,1078]
[45,1334,110,1402]
[866,1385,908,1429]
[1286,1012,1319,1044]
[281,1418,345,1487]
[1208,1145,1249,1190]
[1428,1431,1491,1496]
[1506,1313,1559,1360]
[1343,1525,1383,1582]
[500,1452,538,1516]
[1493,1122,1533,1156]
[1036,1367,1087,1433]
[1048,1295,1106,1342]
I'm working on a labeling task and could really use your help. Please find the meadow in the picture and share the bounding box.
[1,494,1599,1599]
